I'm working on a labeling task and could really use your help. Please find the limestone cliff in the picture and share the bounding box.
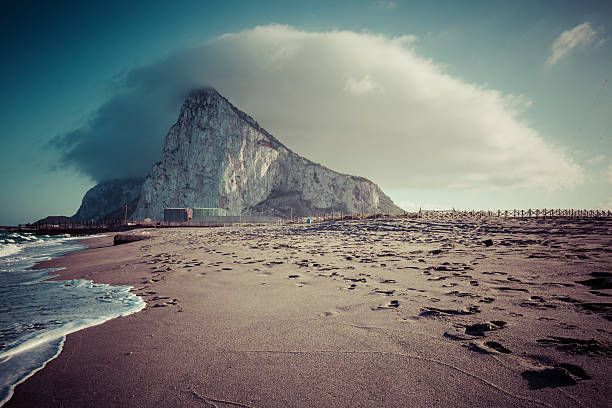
[132,88,402,220]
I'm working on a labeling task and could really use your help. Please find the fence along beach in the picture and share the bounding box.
[3,208,610,237]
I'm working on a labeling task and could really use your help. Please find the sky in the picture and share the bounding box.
[1,0,611,225]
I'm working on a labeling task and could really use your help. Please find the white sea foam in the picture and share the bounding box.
[0,243,22,258]
[0,291,144,361]
[0,337,64,407]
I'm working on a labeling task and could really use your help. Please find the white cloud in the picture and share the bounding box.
[607,165,612,184]
[587,154,605,165]
[390,34,418,47]
[211,25,583,189]
[56,24,585,191]
[344,74,381,95]
[547,22,597,66]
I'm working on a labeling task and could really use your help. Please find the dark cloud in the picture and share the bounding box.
[49,74,191,181]
[49,34,250,181]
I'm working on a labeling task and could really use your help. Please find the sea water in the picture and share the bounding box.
[0,231,145,406]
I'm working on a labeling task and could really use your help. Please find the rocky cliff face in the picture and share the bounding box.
[132,88,402,220]
[73,178,143,222]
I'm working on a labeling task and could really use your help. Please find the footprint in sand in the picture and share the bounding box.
[419,306,480,318]
[374,289,395,296]
[494,286,529,293]
[484,341,512,353]
[576,272,612,290]
[344,277,367,283]
[464,321,506,336]
[521,363,590,389]
[445,291,478,298]
[373,300,400,310]
[576,302,612,321]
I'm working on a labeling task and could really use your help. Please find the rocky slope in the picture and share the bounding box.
[73,178,143,222]
[132,88,402,219]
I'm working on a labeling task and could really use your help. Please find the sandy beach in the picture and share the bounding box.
[6,216,611,407]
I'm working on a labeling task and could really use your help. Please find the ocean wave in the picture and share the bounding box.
[9,233,37,241]
[0,337,63,407]
[0,244,22,259]
[0,233,85,262]
[0,286,144,360]
[0,279,144,407]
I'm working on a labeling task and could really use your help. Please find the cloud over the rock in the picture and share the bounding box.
[547,22,597,66]
[51,24,584,190]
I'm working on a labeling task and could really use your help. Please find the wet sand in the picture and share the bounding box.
[6,217,612,407]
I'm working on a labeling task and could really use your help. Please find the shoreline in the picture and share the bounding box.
[1,233,145,408]
[36,234,124,280]
[5,219,612,407]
